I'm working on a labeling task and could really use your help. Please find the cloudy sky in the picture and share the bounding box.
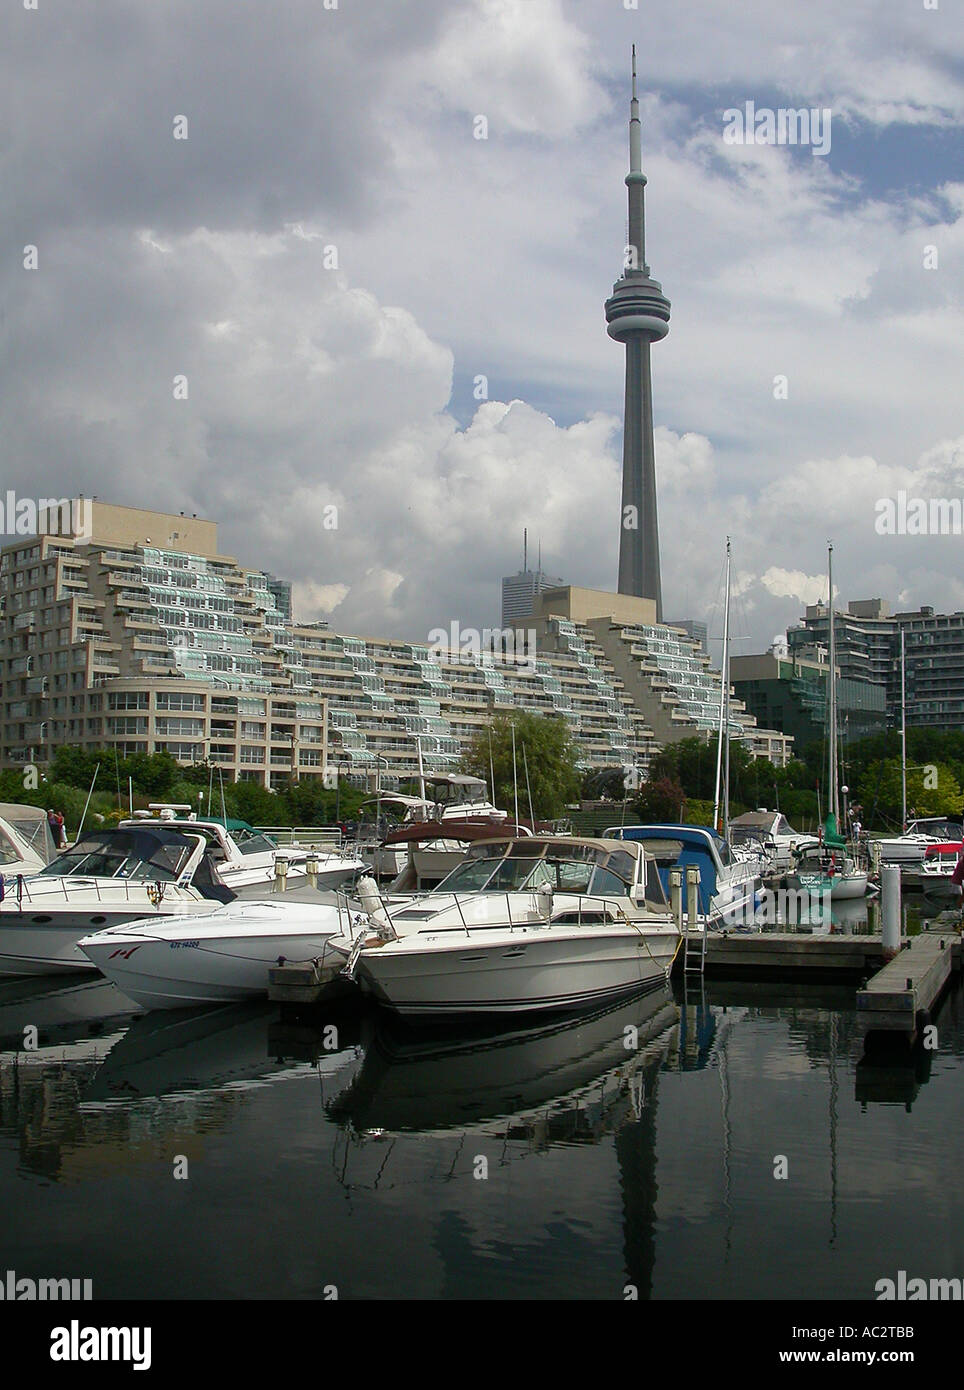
[3,0,962,664]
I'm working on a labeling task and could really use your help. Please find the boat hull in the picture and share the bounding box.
[0,900,218,977]
[79,904,345,1010]
[354,925,678,1017]
[785,871,869,900]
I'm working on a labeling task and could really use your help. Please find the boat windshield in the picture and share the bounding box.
[910,820,962,840]
[231,828,279,856]
[434,851,635,897]
[37,833,192,882]
[0,825,26,866]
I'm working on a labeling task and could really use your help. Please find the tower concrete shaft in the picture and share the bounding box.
[605,47,670,618]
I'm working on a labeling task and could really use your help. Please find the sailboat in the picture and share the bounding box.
[787,545,868,900]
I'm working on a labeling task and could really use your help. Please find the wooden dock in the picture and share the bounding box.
[856,928,958,1040]
[694,930,892,979]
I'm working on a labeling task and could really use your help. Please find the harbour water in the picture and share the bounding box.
[1,945,962,1303]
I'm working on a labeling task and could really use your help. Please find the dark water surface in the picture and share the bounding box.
[1,962,962,1301]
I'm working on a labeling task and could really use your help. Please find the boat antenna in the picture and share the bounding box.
[415,733,426,808]
[900,627,907,831]
[488,727,496,807]
[218,763,227,827]
[511,721,520,830]
[76,761,100,843]
[712,538,731,834]
[522,741,535,827]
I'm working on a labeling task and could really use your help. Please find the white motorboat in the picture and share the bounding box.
[0,826,233,977]
[332,836,679,1018]
[728,810,810,875]
[78,896,350,1010]
[874,818,964,866]
[353,793,434,878]
[371,774,514,887]
[911,841,964,899]
[604,823,762,924]
[121,806,365,891]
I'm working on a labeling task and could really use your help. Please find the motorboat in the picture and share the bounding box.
[331,836,680,1018]
[370,774,516,887]
[352,793,434,879]
[728,809,810,874]
[0,826,234,977]
[604,823,762,924]
[121,806,365,891]
[874,818,964,866]
[78,894,351,1010]
[383,815,533,890]
[910,841,963,899]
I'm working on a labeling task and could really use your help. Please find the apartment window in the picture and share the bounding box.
[108,692,149,710]
[155,692,206,712]
[154,717,204,737]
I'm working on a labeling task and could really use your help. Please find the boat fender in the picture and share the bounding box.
[356,875,393,934]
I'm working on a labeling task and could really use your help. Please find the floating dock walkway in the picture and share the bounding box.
[856,927,959,1041]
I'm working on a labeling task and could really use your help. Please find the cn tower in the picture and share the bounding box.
[605,47,671,619]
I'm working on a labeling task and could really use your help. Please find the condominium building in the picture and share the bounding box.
[787,598,964,732]
[1,504,793,788]
[730,649,888,752]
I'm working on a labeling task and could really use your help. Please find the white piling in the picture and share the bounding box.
[881,863,901,958]
[686,865,700,928]
[669,868,682,932]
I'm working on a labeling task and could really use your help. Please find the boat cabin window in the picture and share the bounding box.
[37,834,191,882]
[775,816,794,837]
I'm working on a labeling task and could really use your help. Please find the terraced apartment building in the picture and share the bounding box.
[0,502,791,788]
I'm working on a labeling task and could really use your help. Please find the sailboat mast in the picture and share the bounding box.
[900,627,907,831]
[827,544,838,823]
[712,538,731,834]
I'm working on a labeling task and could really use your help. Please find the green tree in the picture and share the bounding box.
[460,712,581,820]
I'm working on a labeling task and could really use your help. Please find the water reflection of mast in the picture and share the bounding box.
[719,1019,733,1261]
[829,1011,838,1245]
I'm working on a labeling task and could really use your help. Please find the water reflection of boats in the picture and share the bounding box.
[0,976,137,1063]
[325,983,678,1136]
[81,1001,362,1107]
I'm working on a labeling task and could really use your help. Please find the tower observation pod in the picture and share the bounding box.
[605,46,671,618]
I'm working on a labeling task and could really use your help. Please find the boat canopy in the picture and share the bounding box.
[0,802,56,863]
[603,824,732,913]
[37,827,204,883]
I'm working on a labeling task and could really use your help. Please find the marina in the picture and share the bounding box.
[0,0,960,1340]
